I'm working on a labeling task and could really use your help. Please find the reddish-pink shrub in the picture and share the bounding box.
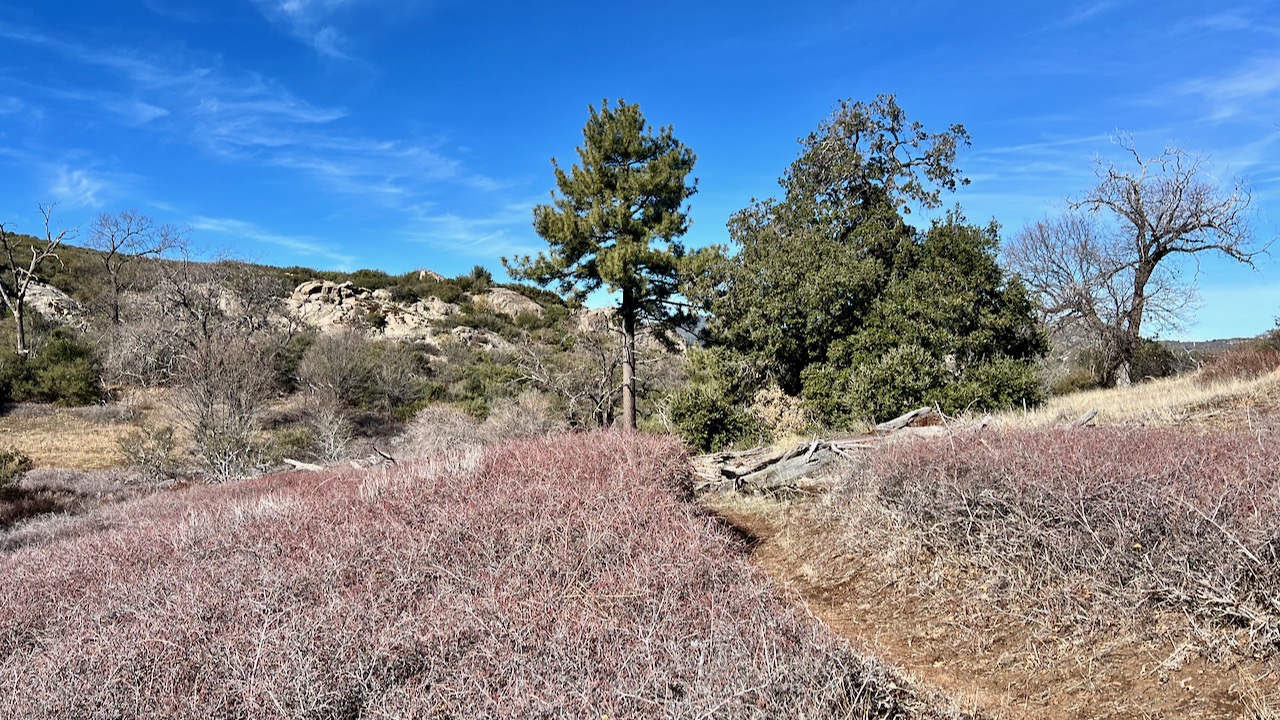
[866,427,1280,655]
[0,432,962,719]
[1197,343,1280,385]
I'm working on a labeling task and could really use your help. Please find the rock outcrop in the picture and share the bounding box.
[285,278,519,354]
[474,288,543,319]
[26,281,87,329]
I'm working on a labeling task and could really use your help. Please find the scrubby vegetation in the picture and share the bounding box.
[865,427,1280,657]
[0,432,970,719]
[1197,328,1280,386]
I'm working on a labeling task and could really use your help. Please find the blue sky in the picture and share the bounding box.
[1,0,1277,340]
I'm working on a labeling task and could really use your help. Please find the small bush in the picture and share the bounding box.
[0,335,104,406]
[115,425,178,481]
[0,447,33,488]
[669,386,763,452]
[1130,337,1184,380]
[803,344,945,426]
[190,420,264,482]
[940,357,1045,412]
[1050,366,1100,396]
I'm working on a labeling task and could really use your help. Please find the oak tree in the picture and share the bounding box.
[506,100,697,430]
[87,210,184,325]
[693,95,1043,426]
[1007,136,1263,386]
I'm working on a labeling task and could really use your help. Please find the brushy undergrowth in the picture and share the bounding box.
[0,432,967,719]
[858,427,1280,658]
[1197,344,1280,386]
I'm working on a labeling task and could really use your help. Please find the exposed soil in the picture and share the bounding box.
[713,502,1277,720]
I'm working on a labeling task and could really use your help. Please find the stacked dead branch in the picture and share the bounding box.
[694,405,1104,496]
[693,407,941,495]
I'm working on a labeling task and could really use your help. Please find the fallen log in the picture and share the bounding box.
[283,458,324,472]
[1068,408,1098,428]
[873,406,938,434]
[736,448,836,495]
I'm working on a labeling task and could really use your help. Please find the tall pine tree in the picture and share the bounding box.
[506,100,696,430]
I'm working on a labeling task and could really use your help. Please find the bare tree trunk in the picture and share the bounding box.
[621,288,637,431]
[1114,261,1154,387]
[10,307,24,356]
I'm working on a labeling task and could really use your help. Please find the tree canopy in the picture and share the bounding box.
[1006,135,1263,386]
[505,99,697,429]
[692,95,1044,427]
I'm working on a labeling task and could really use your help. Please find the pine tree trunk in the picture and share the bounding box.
[621,289,637,431]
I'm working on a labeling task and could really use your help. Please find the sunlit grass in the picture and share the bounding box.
[998,368,1280,428]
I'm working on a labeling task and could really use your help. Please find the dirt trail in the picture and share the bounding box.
[713,503,1271,720]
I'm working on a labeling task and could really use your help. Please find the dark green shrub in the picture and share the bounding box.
[803,345,944,426]
[347,268,396,290]
[364,309,388,332]
[265,426,317,463]
[1051,366,1100,396]
[459,397,490,421]
[804,347,1040,426]
[34,337,104,405]
[668,386,762,453]
[941,358,1044,413]
[429,282,465,304]
[2,335,105,406]
[1131,338,1181,381]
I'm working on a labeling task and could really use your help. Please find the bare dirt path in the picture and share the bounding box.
[711,501,1272,720]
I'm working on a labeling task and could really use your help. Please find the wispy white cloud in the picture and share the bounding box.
[1178,56,1280,122]
[49,166,108,209]
[1050,1,1128,29]
[190,216,360,269]
[402,199,543,261]
[253,0,353,58]
[1177,10,1280,39]
[0,142,144,213]
[250,0,430,59]
[0,96,22,114]
[0,23,486,211]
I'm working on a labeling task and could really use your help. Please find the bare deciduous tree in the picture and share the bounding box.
[1007,136,1265,386]
[151,252,289,479]
[87,210,184,325]
[0,205,72,354]
[515,326,623,429]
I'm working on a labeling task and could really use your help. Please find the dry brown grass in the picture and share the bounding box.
[0,405,135,470]
[998,367,1280,428]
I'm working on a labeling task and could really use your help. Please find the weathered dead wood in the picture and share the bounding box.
[283,458,324,472]
[696,406,973,497]
[736,449,836,495]
[873,406,937,434]
[1068,409,1098,428]
[802,438,821,463]
[373,444,398,464]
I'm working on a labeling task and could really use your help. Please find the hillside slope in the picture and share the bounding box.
[0,432,975,719]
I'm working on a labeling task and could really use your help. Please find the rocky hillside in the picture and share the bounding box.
[285,278,546,349]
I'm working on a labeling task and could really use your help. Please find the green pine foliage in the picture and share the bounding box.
[506,99,697,428]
